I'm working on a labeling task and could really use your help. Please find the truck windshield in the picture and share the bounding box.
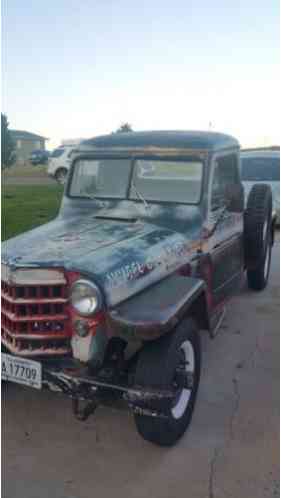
[69,158,203,204]
[130,159,203,204]
[69,159,131,198]
[241,157,280,182]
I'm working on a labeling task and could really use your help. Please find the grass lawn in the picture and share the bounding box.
[2,185,63,241]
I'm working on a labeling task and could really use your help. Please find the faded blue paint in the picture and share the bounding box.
[2,199,203,308]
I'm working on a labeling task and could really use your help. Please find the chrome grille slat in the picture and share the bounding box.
[2,292,67,305]
[1,308,68,322]
[2,325,70,341]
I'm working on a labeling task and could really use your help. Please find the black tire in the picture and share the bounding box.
[134,318,201,446]
[55,168,68,185]
[244,184,272,291]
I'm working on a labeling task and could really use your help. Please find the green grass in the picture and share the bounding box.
[2,185,63,241]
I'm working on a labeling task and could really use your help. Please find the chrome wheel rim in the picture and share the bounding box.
[171,340,195,420]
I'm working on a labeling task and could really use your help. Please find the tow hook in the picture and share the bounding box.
[72,398,99,421]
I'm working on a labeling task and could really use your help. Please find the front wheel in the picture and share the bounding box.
[134,318,201,446]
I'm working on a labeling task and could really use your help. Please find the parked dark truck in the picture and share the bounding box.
[1,131,275,446]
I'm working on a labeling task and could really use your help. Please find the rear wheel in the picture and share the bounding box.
[55,167,68,185]
[134,318,201,446]
[244,184,272,291]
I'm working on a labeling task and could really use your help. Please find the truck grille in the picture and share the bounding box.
[1,267,71,356]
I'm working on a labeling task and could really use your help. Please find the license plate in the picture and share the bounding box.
[1,353,42,389]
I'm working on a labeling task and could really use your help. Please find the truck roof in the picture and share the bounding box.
[80,130,239,153]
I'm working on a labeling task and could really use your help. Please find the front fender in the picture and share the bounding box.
[107,274,207,341]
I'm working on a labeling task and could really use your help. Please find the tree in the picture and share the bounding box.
[116,122,133,133]
[1,113,15,168]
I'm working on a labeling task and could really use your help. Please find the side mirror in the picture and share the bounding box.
[224,184,244,213]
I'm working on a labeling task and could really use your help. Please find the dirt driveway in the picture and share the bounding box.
[2,243,279,498]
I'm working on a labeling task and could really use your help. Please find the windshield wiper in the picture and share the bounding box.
[131,182,149,211]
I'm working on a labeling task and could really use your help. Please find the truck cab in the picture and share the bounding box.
[2,131,274,446]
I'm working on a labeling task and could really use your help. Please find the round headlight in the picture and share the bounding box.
[70,280,102,316]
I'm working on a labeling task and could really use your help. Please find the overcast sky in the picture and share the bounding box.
[2,0,280,149]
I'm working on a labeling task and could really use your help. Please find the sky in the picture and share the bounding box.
[1,0,280,149]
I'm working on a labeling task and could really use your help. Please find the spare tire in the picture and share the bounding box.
[244,184,272,291]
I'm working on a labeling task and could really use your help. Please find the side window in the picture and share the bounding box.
[211,154,239,211]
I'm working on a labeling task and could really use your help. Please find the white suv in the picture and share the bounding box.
[48,145,77,184]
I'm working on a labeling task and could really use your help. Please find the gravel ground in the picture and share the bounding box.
[2,242,279,498]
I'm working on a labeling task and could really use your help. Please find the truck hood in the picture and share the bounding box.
[2,211,202,307]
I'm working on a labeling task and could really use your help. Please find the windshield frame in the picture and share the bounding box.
[67,154,205,206]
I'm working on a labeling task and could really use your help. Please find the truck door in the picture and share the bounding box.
[207,153,244,307]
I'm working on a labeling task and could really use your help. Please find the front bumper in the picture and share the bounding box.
[42,357,176,417]
[2,349,193,419]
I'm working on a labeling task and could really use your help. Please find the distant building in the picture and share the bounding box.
[10,130,48,162]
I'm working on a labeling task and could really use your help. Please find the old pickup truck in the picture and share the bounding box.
[1,131,275,446]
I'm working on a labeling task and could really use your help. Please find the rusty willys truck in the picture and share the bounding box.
[1,131,275,446]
